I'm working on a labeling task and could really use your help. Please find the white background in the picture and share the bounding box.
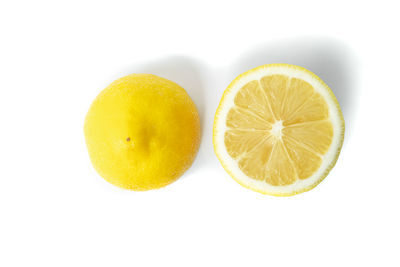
[1,1,399,266]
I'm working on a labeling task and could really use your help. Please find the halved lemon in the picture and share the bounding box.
[213,64,344,196]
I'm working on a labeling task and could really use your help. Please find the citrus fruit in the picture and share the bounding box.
[84,74,200,190]
[213,64,344,196]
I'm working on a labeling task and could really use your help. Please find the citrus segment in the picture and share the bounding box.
[225,130,272,159]
[260,75,289,120]
[283,137,322,180]
[236,135,275,181]
[234,80,275,122]
[283,120,333,155]
[284,92,330,125]
[282,78,315,120]
[226,108,272,130]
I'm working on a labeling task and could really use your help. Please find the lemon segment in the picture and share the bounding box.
[213,64,344,196]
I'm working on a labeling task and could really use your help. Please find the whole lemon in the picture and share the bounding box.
[84,74,200,190]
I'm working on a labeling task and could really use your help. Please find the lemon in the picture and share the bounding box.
[84,74,200,190]
[213,64,344,196]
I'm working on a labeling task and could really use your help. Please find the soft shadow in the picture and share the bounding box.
[230,37,359,143]
[117,56,207,177]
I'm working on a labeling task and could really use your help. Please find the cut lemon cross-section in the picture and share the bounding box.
[213,64,344,196]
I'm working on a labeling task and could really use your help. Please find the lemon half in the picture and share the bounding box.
[213,64,344,196]
[84,74,200,190]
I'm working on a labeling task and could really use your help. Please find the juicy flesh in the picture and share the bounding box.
[224,75,333,186]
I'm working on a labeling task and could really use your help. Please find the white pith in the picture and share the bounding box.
[214,65,344,195]
[271,120,283,139]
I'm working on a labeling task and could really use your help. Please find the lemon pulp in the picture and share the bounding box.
[214,64,344,196]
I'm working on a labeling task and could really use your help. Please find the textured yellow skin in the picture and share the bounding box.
[84,74,200,190]
[213,64,345,196]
